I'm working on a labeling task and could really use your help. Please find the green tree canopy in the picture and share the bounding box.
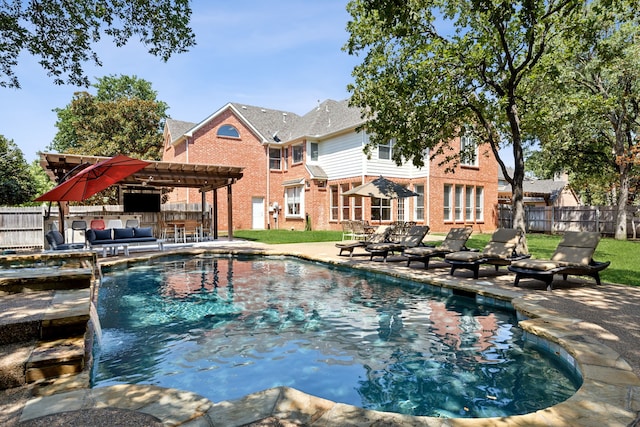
[344,0,583,230]
[0,0,195,88]
[50,74,167,159]
[0,135,37,205]
[527,0,640,238]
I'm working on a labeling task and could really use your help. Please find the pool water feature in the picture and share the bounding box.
[91,255,580,418]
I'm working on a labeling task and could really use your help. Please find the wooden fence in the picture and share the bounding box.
[498,205,640,237]
[0,203,209,251]
[0,206,44,250]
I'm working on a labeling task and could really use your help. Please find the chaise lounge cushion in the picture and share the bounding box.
[509,231,608,290]
[446,228,522,263]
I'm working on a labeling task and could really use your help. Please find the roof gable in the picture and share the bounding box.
[167,99,366,146]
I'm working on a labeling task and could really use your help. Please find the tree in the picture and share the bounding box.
[0,0,195,88]
[344,0,582,231]
[527,0,640,239]
[0,135,36,205]
[50,74,167,159]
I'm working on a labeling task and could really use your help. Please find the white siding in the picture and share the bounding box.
[317,130,429,180]
[318,132,365,179]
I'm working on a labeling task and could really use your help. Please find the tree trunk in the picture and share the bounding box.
[614,164,630,240]
[506,103,527,233]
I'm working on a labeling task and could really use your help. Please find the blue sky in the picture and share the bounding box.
[2,1,359,162]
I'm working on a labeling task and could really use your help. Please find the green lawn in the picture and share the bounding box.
[233,229,640,287]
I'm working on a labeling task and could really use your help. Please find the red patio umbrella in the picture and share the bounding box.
[35,154,150,202]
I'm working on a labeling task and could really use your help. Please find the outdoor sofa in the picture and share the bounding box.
[404,226,473,268]
[508,230,610,291]
[444,228,529,278]
[86,227,164,256]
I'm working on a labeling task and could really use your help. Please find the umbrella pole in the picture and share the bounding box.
[57,201,68,240]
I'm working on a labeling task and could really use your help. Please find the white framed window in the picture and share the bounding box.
[378,139,394,160]
[353,194,363,221]
[330,185,339,221]
[269,148,281,170]
[285,186,303,218]
[371,197,391,221]
[310,142,319,161]
[455,185,463,221]
[292,144,304,164]
[217,124,240,138]
[443,184,452,221]
[341,184,351,220]
[460,131,478,166]
[414,184,424,221]
[465,186,474,221]
[397,195,407,221]
[475,187,484,221]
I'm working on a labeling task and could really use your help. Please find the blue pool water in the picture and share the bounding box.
[91,254,580,418]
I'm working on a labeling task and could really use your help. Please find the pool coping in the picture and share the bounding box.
[19,245,640,426]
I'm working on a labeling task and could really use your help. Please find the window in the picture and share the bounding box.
[378,139,394,160]
[285,186,303,217]
[443,184,452,221]
[455,185,463,221]
[269,148,281,170]
[310,142,319,161]
[397,196,407,222]
[465,186,474,221]
[330,185,339,221]
[353,194,363,221]
[341,184,351,220]
[217,124,240,138]
[414,184,424,221]
[292,145,304,164]
[371,197,391,221]
[460,130,478,166]
[476,187,484,221]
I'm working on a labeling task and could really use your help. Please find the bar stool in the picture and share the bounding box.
[71,220,87,243]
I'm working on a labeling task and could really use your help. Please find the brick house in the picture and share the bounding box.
[162,99,499,234]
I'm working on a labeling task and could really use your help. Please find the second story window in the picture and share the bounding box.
[217,124,240,138]
[310,142,319,161]
[460,130,478,167]
[292,144,304,164]
[269,148,281,170]
[378,139,394,160]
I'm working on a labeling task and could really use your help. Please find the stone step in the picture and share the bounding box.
[0,289,91,345]
[0,335,87,390]
[26,336,86,383]
[0,266,93,295]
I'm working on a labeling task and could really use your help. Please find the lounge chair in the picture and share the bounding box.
[45,230,85,251]
[336,225,391,257]
[444,228,528,278]
[365,225,431,262]
[508,231,610,291]
[404,227,473,268]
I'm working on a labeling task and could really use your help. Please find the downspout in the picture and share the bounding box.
[426,152,431,227]
[185,137,190,204]
[265,143,270,229]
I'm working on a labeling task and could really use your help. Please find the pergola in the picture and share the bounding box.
[39,152,244,239]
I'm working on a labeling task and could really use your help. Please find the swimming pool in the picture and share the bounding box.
[91,254,580,418]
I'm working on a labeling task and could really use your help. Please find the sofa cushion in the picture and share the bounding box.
[94,229,113,241]
[114,228,135,240]
[133,227,153,238]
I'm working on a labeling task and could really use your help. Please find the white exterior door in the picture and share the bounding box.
[252,197,265,229]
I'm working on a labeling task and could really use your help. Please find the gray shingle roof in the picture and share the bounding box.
[230,103,301,143]
[165,119,196,144]
[168,99,366,145]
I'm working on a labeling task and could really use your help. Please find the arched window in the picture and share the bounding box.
[217,124,240,138]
